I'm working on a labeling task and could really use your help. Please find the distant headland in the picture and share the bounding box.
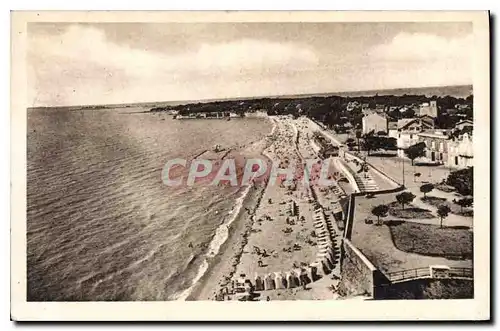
[28,84,472,111]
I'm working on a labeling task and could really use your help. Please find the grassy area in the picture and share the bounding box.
[421,196,447,204]
[421,195,474,217]
[388,202,435,219]
[435,183,456,193]
[380,278,473,299]
[387,221,473,260]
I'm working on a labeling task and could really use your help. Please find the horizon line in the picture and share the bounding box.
[28,83,473,109]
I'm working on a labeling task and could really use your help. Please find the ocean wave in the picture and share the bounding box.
[171,185,252,300]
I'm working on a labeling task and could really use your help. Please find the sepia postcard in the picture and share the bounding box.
[11,11,490,321]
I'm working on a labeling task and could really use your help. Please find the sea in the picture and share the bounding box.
[27,107,272,301]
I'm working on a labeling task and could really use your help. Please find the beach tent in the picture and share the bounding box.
[317,238,330,246]
[254,274,264,291]
[286,270,301,288]
[317,229,329,237]
[314,224,326,231]
[319,251,335,269]
[318,245,333,259]
[305,264,319,282]
[317,225,328,233]
[299,268,312,285]
[311,261,325,278]
[317,238,330,245]
[320,259,332,274]
[274,272,288,289]
[320,244,334,255]
[264,274,276,290]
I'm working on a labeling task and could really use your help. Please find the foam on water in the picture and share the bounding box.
[172,185,252,300]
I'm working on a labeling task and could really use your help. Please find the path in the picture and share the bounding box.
[366,155,473,228]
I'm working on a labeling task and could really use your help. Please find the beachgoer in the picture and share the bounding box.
[266,296,270,301]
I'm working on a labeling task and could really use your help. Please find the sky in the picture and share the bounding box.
[27,22,473,107]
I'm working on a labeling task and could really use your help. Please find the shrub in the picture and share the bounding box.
[371,204,389,223]
[437,205,452,228]
[420,183,434,198]
[396,191,416,210]
[404,142,426,165]
[454,197,473,213]
[446,167,473,196]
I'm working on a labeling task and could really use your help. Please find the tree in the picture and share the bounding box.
[446,167,473,196]
[437,205,451,228]
[396,191,416,210]
[371,204,389,224]
[361,131,376,155]
[404,142,426,166]
[355,131,362,152]
[379,137,397,151]
[454,197,473,213]
[420,183,434,198]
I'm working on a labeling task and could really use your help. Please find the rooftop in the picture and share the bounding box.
[417,130,450,139]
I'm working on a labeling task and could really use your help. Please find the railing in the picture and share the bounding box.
[449,267,474,278]
[387,267,431,282]
[334,158,360,193]
[387,267,473,282]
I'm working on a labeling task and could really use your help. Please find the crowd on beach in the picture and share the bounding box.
[211,116,348,301]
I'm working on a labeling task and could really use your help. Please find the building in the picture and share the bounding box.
[362,112,388,135]
[396,132,421,157]
[419,101,438,118]
[447,132,473,168]
[346,101,360,112]
[313,132,339,158]
[397,116,435,133]
[416,129,473,168]
[388,121,399,138]
[454,119,473,131]
[393,116,435,157]
[417,131,451,164]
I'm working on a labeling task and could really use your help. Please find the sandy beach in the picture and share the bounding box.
[186,119,277,301]
[188,116,351,301]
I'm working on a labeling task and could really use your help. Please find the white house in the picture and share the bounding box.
[454,119,473,131]
[419,101,438,118]
[447,132,473,168]
[362,112,388,135]
[394,116,435,157]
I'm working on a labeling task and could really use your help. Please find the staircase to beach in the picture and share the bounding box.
[337,158,380,193]
[354,172,379,192]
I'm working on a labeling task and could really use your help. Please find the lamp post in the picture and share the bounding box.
[363,155,367,179]
[399,148,405,188]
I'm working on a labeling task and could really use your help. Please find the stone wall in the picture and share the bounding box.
[339,239,378,297]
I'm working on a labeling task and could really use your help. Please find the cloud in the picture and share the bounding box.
[27,25,474,107]
[28,25,319,106]
[369,32,473,63]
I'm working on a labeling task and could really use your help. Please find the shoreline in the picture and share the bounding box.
[185,184,267,300]
[182,117,277,301]
[172,185,253,301]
